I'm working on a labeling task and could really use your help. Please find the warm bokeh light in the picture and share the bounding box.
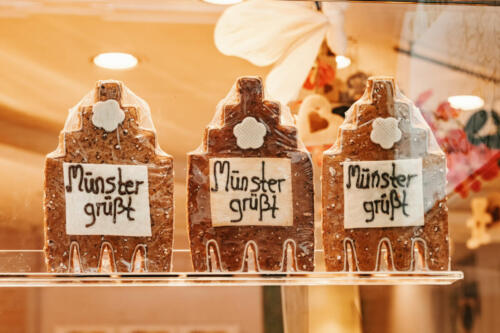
[335,55,351,69]
[93,52,138,70]
[448,95,484,110]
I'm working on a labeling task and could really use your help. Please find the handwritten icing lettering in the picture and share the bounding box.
[346,163,418,222]
[66,164,144,195]
[342,159,424,229]
[346,164,418,190]
[63,163,151,236]
[209,158,293,227]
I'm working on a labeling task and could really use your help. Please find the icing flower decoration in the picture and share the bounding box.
[91,99,125,132]
[233,116,267,149]
[370,117,402,149]
[215,0,347,105]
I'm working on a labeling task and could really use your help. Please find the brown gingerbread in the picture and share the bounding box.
[187,77,315,272]
[322,76,450,272]
[44,80,174,273]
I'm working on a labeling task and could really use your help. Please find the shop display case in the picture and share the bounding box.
[0,0,497,332]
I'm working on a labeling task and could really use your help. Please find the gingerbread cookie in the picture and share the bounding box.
[187,77,315,272]
[43,80,174,273]
[322,76,450,271]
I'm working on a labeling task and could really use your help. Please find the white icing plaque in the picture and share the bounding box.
[63,163,151,236]
[209,158,293,227]
[342,159,424,229]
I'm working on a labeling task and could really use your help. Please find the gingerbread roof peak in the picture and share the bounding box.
[48,80,167,158]
[328,76,444,156]
[64,80,155,131]
[236,76,264,106]
[210,76,295,129]
[364,76,398,107]
[95,80,124,103]
[196,76,303,154]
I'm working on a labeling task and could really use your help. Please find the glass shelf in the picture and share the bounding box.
[0,249,463,287]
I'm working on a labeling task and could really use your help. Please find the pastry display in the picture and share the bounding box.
[43,80,174,273]
[187,77,315,272]
[322,76,450,271]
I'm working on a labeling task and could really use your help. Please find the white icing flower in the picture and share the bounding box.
[370,117,402,149]
[233,116,267,149]
[91,99,125,132]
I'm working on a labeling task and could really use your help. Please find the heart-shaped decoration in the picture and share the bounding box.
[308,111,329,133]
[297,94,345,146]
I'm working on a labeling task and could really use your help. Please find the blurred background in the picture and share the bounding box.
[0,1,498,332]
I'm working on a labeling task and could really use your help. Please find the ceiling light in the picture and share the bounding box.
[202,0,243,4]
[335,55,351,69]
[448,95,484,111]
[93,52,138,70]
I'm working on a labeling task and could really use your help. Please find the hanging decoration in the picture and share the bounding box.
[214,0,348,105]
[466,193,500,249]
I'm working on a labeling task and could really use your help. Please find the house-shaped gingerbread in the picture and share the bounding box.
[322,76,450,272]
[187,77,315,272]
[43,80,174,273]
